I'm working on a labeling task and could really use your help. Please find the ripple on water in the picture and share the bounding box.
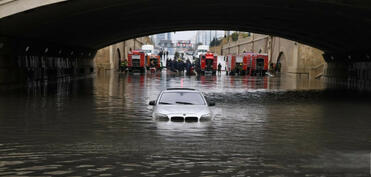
[76,164,95,168]
[0,161,24,167]
[15,165,58,171]
[44,170,73,175]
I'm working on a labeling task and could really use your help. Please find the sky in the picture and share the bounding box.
[172,31,197,42]
[171,30,225,43]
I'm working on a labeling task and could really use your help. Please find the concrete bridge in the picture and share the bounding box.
[0,0,371,87]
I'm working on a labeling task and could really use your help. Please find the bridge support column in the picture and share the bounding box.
[0,37,96,87]
[323,52,371,90]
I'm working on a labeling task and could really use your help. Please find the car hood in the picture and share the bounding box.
[155,105,210,115]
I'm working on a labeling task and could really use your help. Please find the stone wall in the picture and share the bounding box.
[222,34,326,79]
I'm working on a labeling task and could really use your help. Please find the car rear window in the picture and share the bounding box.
[159,92,205,105]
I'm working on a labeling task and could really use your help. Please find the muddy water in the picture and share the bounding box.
[0,72,370,176]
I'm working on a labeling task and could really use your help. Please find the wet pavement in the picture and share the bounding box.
[0,71,371,177]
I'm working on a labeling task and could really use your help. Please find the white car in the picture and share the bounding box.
[149,88,215,122]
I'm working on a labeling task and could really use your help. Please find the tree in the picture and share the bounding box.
[210,38,221,47]
[231,32,239,41]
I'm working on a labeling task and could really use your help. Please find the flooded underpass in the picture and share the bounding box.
[0,72,370,177]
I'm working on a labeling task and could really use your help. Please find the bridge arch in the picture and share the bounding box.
[276,52,287,73]
[0,0,370,57]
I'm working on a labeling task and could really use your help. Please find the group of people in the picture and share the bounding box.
[166,58,194,75]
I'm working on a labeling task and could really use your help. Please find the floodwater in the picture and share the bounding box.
[0,71,370,177]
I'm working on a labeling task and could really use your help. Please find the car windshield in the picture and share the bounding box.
[159,92,205,105]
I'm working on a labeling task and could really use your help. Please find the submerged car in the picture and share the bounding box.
[149,88,215,122]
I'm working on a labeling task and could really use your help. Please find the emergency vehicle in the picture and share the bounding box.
[199,53,217,75]
[128,50,146,73]
[146,54,161,71]
[226,54,249,75]
[250,53,268,76]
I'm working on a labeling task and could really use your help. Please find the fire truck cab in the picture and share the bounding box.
[226,54,249,75]
[147,54,161,71]
[199,53,217,75]
[128,50,146,73]
[250,53,268,76]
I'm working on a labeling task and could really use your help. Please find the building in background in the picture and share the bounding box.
[153,32,174,54]
[154,33,166,46]
[167,33,172,41]
[153,32,172,46]
[195,31,223,46]
[195,31,210,46]
[158,40,175,55]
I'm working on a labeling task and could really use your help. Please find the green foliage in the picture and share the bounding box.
[210,38,221,47]
[241,32,251,38]
[231,32,239,41]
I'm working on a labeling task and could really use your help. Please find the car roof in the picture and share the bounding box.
[163,88,199,92]
[167,88,195,90]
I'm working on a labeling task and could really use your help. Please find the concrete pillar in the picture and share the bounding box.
[109,45,114,70]
[252,34,255,52]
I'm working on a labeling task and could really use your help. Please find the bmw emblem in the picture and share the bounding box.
[183,114,186,116]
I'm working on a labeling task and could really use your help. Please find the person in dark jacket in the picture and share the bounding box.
[218,63,222,75]
[171,59,176,72]
[159,50,163,60]
[186,59,191,75]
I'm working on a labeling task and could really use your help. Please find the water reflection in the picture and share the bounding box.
[154,121,212,137]
[0,71,369,176]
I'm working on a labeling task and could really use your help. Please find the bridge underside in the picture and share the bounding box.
[0,0,371,52]
[0,0,371,87]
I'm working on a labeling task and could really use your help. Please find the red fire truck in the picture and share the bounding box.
[250,53,268,76]
[128,50,146,73]
[199,53,217,75]
[146,54,161,71]
[226,54,249,75]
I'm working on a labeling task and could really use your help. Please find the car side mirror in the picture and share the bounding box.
[208,101,215,106]
[149,100,156,106]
